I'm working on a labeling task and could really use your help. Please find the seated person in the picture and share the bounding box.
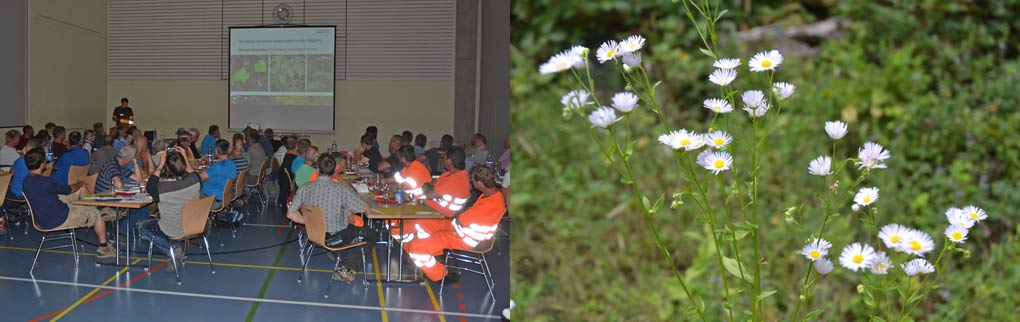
[96,144,148,228]
[403,165,506,282]
[89,136,116,176]
[229,136,250,173]
[393,145,432,198]
[413,134,428,161]
[292,138,311,174]
[20,147,116,258]
[82,129,96,155]
[383,135,404,177]
[200,125,220,156]
[294,146,319,188]
[286,154,371,283]
[354,133,384,173]
[199,139,237,209]
[140,147,201,271]
[50,126,68,158]
[244,132,267,185]
[15,125,33,150]
[390,147,470,243]
[277,136,299,207]
[1,130,21,166]
[51,131,90,185]
[7,138,42,201]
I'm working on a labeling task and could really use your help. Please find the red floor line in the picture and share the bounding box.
[32,239,198,318]
[276,217,289,236]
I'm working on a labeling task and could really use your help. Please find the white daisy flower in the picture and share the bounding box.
[611,92,639,113]
[568,46,588,67]
[902,258,935,276]
[596,40,621,64]
[696,150,733,175]
[814,258,834,275]
[749,50,783,72]
[539,50,583,74]
[621,52,642,69]
[703,98,733,114]
[709,69,736,86]
[853,187,880,207]
[839,242,877,272]
[704,131,733,149]
[658,129,703,151]
[824,121,848,140]
[619,35,646,53]
[743,105,770,118]
[858,142,891,170]
[713,58,740,70]
[808,156,832,176]
[945,224,969,244]
[561,90,590,109]
[588,106,621,129]
[878,224,911,250]
[900,230,935,256]
[962,205,987,222]
[801,238,832,261]
[945,208,975,229]
[741,90,766,108]
[773,82,795,99]
[869,251,892,275]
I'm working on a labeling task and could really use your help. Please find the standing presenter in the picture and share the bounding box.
[113,97,134,126]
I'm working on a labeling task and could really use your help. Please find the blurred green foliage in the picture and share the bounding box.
[510,0,1020,321]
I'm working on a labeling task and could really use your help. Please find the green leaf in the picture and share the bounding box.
[715,9,729,22]
[641,196,652,211]
[651,193,665,215]
[698,47,716,59]
[757,289,777,301]
[722,256,752,283]
[232,67,250,83]
[620,177,634,185]
[623,141,637,161]
[652,80,663,89]
[254,59,268,73]
[802,309,823,321]
[872,317,887,322]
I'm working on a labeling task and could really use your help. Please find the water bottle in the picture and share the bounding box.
[394,186,405,204]
[485,153,495,170]
[331,141,338,154]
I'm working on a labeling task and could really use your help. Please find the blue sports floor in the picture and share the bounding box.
[0,201,509,322]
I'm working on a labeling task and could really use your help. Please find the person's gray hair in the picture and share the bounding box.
[305,146,319,161]
[188,128,199,136]
[117,144,137,159]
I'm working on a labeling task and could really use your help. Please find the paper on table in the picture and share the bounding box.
[353,183,370,194]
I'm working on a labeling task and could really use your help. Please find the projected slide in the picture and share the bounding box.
[229,27,335,131]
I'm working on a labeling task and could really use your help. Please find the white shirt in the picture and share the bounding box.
[0,146,19,166]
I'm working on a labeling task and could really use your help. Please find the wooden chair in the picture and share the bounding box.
[67,165,90,187]
[209,178,237,240]
[296,206,368,298]
[147,196,216,285]
[25,196,81,275]
[231,171,246,215]
[41,165,53,177]
[2,175,29,237]
[245,158,270,213]
[439,237,498,302]
[0,174,20,239]
[83,174,99,195]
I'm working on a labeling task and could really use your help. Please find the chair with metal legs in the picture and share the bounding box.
[146,196,216,285]
[25,197,80,275]
[295,206,368,298]
[244,159,270,213]
[439,237,497,303]
[208,178,237,242]
[1,174,23,239]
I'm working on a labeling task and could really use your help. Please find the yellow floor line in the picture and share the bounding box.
[372,248,388,322]
[50,258,142,321]
[424,279,447,322]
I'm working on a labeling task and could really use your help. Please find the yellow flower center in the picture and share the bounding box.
[877,263,886,270]
[713,106,722,111]
[910,241,922,251]
[951,232,962,240]
[606,49,616,58]
[714,139,724,146]
[863,197,872,204]
[970,212,979,219]
[761,60,772,68]
[958,221,968,227]
[852,254,864,264]
[809,250,820,259]
[713,160,725,169]
[556,62,567,69]
[680,139,690,146]
[891,235,900,243]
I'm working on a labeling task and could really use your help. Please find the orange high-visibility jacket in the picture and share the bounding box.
[425,169,470,218]
[394,160,432,197]
[452,190,506,248]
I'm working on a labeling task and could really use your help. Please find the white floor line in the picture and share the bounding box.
[241,223,291,228]
[0,275,502,319]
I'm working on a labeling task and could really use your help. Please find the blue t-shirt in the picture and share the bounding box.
[201,159,237,201]
[95,158,134,193]
[113,138,129,153]
[291,156,305,174]
[258,137,274,159]
[9,157,29,198]
[200,135,217,155]
[22,174,72,229]
[52,147,90,185]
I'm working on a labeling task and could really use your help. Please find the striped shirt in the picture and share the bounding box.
[230,155,250,173]
[95,158,134,193]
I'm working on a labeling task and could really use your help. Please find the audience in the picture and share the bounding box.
[277,136,299,206]
[82,129,96,155]
[401,130,413,147]
[188,128,201,157]
[15,125,34,149]
[384,134,403,177]
[293,138,311,174]
[286,153,370,283]
[8,138,41,199]
[294,146,320,188]
[260,128,276,157]
[199,139,237,209]
[50,126,68,157]
[20,147,116,258]
[229,135,250,173]
[468,133,490,169]
[355,133,384,173]
[140,147,200,272]
[1,130,20,166]
[390,146,470,244]
[89,136,116,176]
[413,134,427,160]
[52,131,90,185]
[394,145,432,197]
[95,145,144,193]
[366,126,380,151]
[245,132,267,184]
[92,122,106,141]
[424,134,454,174]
